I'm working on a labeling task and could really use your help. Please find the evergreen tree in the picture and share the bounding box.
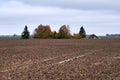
[21,25,30,39]
[79,26,86,38]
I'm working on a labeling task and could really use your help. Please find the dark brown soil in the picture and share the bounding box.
[0,39,120,80]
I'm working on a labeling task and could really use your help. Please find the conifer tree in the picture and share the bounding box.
[79,26,86,38]
[21,25,30,39]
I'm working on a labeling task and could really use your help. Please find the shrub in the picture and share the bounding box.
[73,34,81,39]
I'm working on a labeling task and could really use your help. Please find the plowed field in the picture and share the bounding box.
[0,39,120,80]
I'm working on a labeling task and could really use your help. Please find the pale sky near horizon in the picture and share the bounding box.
[0,0,120,36]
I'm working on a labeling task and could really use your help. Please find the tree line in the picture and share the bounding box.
[21,24,86,39]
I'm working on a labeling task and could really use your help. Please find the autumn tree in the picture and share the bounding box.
[58,25,71,39]
[21,25,30,39]
[34,24,52,38]
[79,26,86,38]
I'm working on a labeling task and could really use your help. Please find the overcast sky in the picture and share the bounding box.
[0,0,120,35]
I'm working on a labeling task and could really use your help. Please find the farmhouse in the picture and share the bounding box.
[89,34,99,39]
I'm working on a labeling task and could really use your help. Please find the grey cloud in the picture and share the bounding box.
[0,0,120,35]
[5,0,119,11]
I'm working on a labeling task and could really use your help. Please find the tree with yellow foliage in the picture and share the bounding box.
[34,24,52,38]
[59,25,71,39]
